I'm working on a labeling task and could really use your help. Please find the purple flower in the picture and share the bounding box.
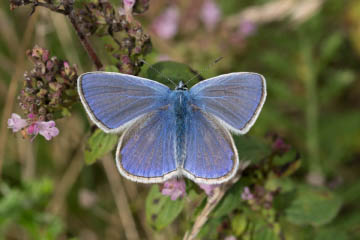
[123,0,136,8]
[152,6,180,40]
[123,0,136,20]
[34,121,59,141]
[200,0,221,31]
[238,21,257,37]
[198,183,219,196]
[241,187,254,201]
[161,178,186,201]
[8,113,28,132]
[8,113,59,141]
[272,137,291,155]
[230,21,257,45]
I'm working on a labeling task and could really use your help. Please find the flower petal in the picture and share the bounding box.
[8,113,28,132]
[37,120,59,140]
[161,178,186,200]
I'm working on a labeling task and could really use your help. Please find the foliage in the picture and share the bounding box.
[0,179,63,239]
[1,0,360,239]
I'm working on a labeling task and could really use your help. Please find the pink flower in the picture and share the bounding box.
[123,0,136,9]
[198,183,219,196]
[161,178,186,201]
[200,0,221,31]
[230,21,257,45]
[123,0,136,21]
[238,21,257,37]
[272,137,291,155]
[152,6,180,40]
[241,187,254,201]
[8,113,28,132]
[8,113,59,141]
[36,121,59,140]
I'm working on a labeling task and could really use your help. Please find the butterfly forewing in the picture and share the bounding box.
[78,72,170,133]
[190,72,266,134]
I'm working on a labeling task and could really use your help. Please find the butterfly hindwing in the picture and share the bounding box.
[116,108,178,183]
[190,72,266,134]
[182,108,238,184]
[78,72,170,133]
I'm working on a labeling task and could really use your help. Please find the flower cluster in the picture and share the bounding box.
[8,113,59,141]
[76,1,152,74]
[200,0,221,31]
[151,6,180,40]
[272,135,291,155]
[198,183,219,196]
[18,45,78,122]
[161,179,186,201]
[9,0,30,11]
[161,179,221,200]
[241,185,278,210]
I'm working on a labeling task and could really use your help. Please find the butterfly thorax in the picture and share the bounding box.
[175,81,188,91]
[171,90,190,168]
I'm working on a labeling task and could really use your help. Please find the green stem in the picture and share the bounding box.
[299,45,321,174]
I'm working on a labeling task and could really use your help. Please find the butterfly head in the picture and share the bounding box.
[175,81,188,91]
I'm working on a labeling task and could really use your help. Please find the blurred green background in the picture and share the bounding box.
[1,0,360,239]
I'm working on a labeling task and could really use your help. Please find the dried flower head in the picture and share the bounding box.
[76,2,151,75]
[18,45,78,122]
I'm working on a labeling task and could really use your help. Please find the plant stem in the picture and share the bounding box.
[299,44,323,184]
[68,11,103,70]
[32,1,103,70]
[102,155,141,240]
[183,161,250,240]
[0,12,38,178]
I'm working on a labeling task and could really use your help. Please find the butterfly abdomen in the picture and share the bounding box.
[172,91,190,168]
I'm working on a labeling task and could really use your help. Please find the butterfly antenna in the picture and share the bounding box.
[140,59,177,87]
[185,56,224,85]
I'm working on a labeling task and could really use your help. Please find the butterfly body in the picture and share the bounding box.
[172,90,189,167]
[78,71,266,184]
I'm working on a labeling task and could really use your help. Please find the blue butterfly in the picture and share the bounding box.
[77,71,266,184]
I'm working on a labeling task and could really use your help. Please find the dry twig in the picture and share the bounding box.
[225,0,325,27]
[0,12,38,178]
[102,154,141,240]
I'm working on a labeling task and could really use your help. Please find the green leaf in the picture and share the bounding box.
[145,185,184,230]
[272,149,301,177]
[285,185,342,226]
[197,217,222,240]
[252,221,280,240]
[145,61,200,88]
[234,135,271,165]
[315,229,349,240]
[212,178,250,218]
[104,65,119,72]
[319,32,344,66]
[231,214,247,236]
[84,129,118,165]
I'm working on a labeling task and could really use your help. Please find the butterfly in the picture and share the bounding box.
[77,71,266,184]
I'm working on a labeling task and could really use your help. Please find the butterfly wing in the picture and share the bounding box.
[78,72,170,133]
[182,108,238,184]
[116,108,178,183]
[190,72,266,134]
